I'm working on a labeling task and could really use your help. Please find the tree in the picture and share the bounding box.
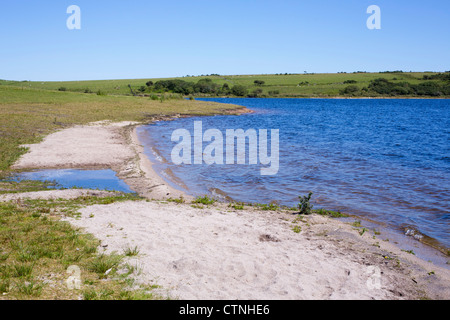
[340,85,360,95]
[231,85,248,97]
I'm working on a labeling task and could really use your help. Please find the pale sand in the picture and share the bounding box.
[7,121,450,300]
[0,189,121,202]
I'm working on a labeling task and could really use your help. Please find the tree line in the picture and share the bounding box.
[341,77,450,97]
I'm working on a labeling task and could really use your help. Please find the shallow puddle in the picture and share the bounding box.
[13,169,134,193]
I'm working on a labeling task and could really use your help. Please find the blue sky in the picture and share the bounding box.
[0,0,449,81]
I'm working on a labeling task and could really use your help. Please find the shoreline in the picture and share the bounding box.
[6,119,450,299]
[133,111,450,259]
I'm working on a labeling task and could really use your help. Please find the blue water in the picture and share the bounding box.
[138,98,450,250]
[14,169,134,193]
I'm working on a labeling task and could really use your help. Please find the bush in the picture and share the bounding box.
[248,88,263,98]
[268,90,280,96]
[343,80,357,84]
[368,78,447,96]
[340,85,360,95]
[254,80,265,86]
[231,85,248,97]
[58,87,67,92]
[298,192,313,215]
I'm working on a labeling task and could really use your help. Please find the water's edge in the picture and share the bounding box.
[136,118,450,268]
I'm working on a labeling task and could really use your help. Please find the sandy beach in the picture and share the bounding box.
[6,120,450,300]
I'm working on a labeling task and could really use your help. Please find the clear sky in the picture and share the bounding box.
[1,0,449,81]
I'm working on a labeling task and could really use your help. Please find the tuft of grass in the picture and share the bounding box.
[167,196,185,204]
[123,246,140,257]
[192,195,216,206]
[12,263,34,279]
[352,220,362,228]
[254,202,279,211]
[16,280,45,297]
[86,253,123,279]
[228,202,245,210]
[314,208,348,218]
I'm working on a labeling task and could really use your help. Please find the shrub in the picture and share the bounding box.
[340,85,360,95]
[298,192,313,215]
[231,85,248,97]
[248,88,263,98]
[58,87,67,92]
[268,90,280,96]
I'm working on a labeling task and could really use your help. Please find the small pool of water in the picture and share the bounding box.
[13,169,134,193]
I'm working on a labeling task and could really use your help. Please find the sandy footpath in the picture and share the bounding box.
[6,121,450,300]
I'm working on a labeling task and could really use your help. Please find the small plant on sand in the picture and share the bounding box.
[352,220,362,227]
[87,253,123,279]
[123,246,140,257]
[298,192,313,215]
[229,202,245,210]
[292,225,302,234]
[315,208,347,218]
[192,195,216,205]
[167,196,185,204]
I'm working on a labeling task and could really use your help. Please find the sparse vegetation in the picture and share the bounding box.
[192,195,216,205]
[123,246,140,257]
[0,195,165,300]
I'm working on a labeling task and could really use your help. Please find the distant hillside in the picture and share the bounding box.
[1,71,449,98]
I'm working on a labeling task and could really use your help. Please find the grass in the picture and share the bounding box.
[192,195,216,206]
[0,195,164,300]
[123,246,140,257]
[314,208,348,218]
[2,72,447,98]
[228,202,245,210]
[166,196,185,204]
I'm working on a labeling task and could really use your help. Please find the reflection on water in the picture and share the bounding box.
[139,98,450,253]
[13,169,134,193]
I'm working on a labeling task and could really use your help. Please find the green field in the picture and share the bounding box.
[2,71,449,98]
